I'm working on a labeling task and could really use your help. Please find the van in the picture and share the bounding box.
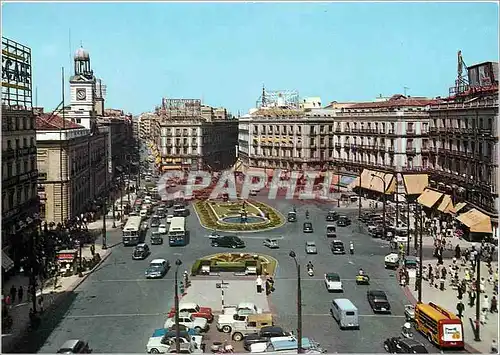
[330,298,359,329]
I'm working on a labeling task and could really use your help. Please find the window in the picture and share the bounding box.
[8,189,14,207]
[23,160,28,174]
[30,137,35,146]
[7,163,13,178]
[16,162,21,176]
[15,138,20,149]
[23,137,28,147]
[407,123,414,133]
[31,157,37,170]
[24,185,29,201]
[16,187,22,204]
[7,140,12,149]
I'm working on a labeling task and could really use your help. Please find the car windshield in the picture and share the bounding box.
[371,291,386,298]
[326,274,340,281]
[307,242,315,246]
[135,247,144,251]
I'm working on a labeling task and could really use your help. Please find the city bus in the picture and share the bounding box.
[168,216,187,246]
[414,302,464,349]
[122,216,146,246]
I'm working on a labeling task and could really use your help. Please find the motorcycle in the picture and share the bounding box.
[349,247,354,255]
[401,323,413,338]
[307,267,314,277]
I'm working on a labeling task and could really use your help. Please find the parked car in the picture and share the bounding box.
[132,243,150,260]
[367,290,391,313]
[383,337,428,353]
[324,273,343,292]
[305,241,317,254]
[145,259,169,279]
[263,238,279,249]
[303,222,313,233]
[166,215,174,224]
[326,211,339,222]
[211,235,245,248]
[167,302,214,322]
[331,240,346,254]
[146,330,202,354]
[56,340,92,354]
[223,302,262,316]
[164,313,209,333]
[337,216,351,227]
[242,326,291,350]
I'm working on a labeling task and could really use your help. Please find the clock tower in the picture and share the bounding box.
[69,46,96,129]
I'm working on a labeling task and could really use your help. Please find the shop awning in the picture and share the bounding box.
[437,194,455,214]
[162,165,182,171]
[348,177,360,190]
[403,174,429,195]
[454,202,467,213]
[2,251,14,272]
[155,157,161,164]
[417,189,443,208]
[456,208,492,233]
[359,169,395,194]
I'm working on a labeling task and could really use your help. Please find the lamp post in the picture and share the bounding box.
[127,155,131,205]
[406,199,410,256]
[337,171,341,208]
[289,251,302,354]
[358,169,362,232]
[371,174,387,241]
[174,259,183,353]
[417,203,423,303]
[120,173,124,218]
[474,245,482,341]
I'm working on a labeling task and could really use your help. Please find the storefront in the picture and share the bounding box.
[455,208,493,242]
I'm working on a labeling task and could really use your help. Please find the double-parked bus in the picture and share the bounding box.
[168,216,187,246]
[414,302,464,349]
[122,216,146,246]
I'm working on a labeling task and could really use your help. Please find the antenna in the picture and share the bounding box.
[404,87,410,96]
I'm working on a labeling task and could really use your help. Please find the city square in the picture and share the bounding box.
[2,2,499,354]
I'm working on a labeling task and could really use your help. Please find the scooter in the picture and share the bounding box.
[307,268,314,277]
[401,323,413,338]
[350,247,354,255]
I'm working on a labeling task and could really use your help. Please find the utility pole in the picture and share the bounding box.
[102,134,108,250]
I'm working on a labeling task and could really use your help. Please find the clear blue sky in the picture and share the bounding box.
[2,2,498,115]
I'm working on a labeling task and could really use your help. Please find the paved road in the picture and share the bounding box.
[31,190,450,353]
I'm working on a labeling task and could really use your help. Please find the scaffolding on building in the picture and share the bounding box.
[256,86,300,110]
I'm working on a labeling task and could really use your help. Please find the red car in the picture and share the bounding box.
[167,302,214,322]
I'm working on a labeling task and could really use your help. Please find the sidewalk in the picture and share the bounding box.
[402,258,498,353]
[86,192,137,230]
[1,245,112,353]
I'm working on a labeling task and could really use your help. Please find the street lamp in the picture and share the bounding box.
[474,244,483,342]
[289,251,302,354]
[371,173,387,241]
[174,259,183,353]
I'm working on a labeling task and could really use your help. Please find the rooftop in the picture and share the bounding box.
[36,114,84,130]
[344,94,440,109]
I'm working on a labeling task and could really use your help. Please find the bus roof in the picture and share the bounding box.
[124,216,142,231]
[169,217,185,231]
[416,302,459,321]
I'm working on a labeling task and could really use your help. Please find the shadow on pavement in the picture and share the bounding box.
[5,291,78,353]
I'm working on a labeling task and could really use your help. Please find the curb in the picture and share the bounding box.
[68,249,113,292]
[396,269,480,353]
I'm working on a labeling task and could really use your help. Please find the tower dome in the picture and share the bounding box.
[74,46,89,60]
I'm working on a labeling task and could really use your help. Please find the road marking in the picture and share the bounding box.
[203,235,285,240]
[92,279,175,282]
[274,277,395,281]
[66,312,165,318]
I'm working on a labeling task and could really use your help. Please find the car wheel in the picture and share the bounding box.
[195,326,202,333]
[222,325,232,333]
[150,348,160,354]
[232,245,237,249]
[232,332,243,341]
[383,343,389,352]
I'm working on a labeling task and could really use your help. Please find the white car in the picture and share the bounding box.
[146,329,203,354]
[164,313,209,333]
[305,241,317,254]
[158,224,168,234]
[166,215,174,224]
[324,273,343,292]
[216,313,248,333]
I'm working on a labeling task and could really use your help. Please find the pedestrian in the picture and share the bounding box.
[490,296,498,313]
[9,285,16,303]
[38,295,44,312]
[482,295,489,314]
[5,294,11,306]
[456,301,465,319]
[440,277,445,291]
[256,275,263,293]
[427,264,433,281]
[457,286,463,300]
[455,244,461,260]
[441,266,447,280]
[17,286,23,303]
[265,279,271,296]
[469,290,476,307]
[480,308,487,324]
[480,278,486,293]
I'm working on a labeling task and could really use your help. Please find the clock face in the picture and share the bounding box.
[76,89,86,100]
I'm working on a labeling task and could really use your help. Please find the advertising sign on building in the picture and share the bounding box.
[2,37,32,108]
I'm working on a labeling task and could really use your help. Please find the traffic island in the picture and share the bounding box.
[190,253,278,277]
[193,199,284,232]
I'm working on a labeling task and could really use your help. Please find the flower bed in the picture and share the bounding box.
[191,253,277,276]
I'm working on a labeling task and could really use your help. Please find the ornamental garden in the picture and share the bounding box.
[193,198,284,232]
[191,252,278,276]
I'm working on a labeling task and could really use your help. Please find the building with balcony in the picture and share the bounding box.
[36,113,107,224]
[138,112,161,145]
[427,64,498,235]
[2,37,39,272]
[158,99,238,171]
[238,94,438,175]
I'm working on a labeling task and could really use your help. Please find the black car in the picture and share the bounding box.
[132,243,150,260]
[331,240,345,254]
[150,217,160,228]
[337,216,351,227]
[367,290,391,313]
[303,222,313,233]
[383,337,428,353]
[243,326,291,351]
[287,211,297,222]
[211,235,246,248]
[151,232,163,245]
[326,211,339,222]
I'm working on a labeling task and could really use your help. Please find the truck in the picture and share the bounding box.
[216,313,249,334]
[222,302,262,316]
[230,314,274,341]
